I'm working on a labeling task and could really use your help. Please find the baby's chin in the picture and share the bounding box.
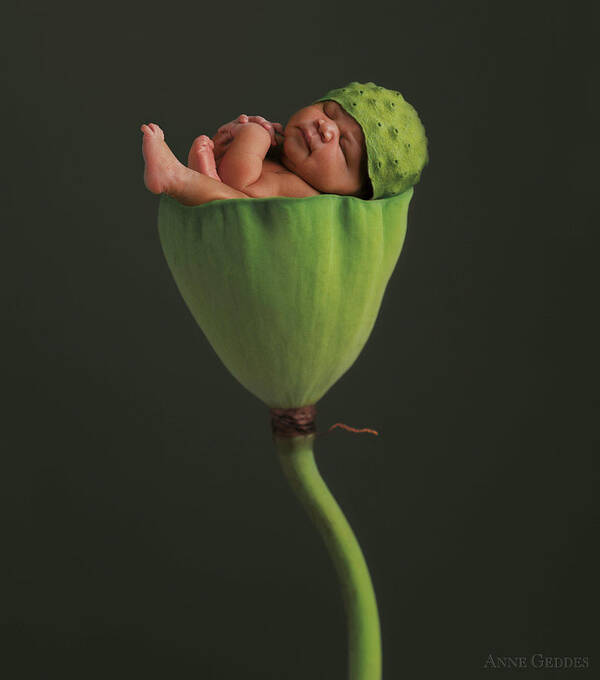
[280,152,293,173]
[279,142,297,173]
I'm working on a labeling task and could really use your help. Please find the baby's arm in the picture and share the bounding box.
[213,115,281,162]
[217,122,273,192]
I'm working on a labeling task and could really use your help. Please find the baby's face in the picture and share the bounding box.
[280,101,369,197]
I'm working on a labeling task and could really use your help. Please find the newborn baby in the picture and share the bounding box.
[141,82,428,205]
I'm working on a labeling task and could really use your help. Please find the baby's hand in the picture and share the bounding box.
[244,115,283,145]
[213,115,283,160]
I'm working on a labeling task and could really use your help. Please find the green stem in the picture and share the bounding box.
[275,434,381,680]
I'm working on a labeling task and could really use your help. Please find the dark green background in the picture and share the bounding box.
[3,1,597,678]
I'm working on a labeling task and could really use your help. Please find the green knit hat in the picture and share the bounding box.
[315,81,428,199]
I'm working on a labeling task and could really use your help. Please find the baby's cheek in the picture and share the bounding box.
[326,164,346,186]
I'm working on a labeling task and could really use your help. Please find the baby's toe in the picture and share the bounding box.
[148,123,164,138]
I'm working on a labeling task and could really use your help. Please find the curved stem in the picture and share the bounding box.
[275,434,381,680]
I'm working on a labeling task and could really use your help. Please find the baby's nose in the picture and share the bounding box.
[317,118,336,142]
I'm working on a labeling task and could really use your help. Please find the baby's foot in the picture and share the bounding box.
[141,123,182,195]
[187,135,221,182]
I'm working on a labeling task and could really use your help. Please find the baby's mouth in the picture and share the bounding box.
[299,126,312,153]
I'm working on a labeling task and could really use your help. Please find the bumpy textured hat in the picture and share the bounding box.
[315,82,428,199]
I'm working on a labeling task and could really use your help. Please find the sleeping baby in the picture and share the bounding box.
[141,82,428,205]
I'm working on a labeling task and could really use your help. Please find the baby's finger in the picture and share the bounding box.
[248,116,271,133]
[272,122,283,132]
[237,114,249,123]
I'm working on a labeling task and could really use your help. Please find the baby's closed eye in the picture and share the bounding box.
[323,101,339,119]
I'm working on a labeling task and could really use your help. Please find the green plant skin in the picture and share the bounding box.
[158,191,412,408]
[276,434,381,680]
[157,192,414,679]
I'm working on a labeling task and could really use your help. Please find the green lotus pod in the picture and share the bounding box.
[157,188,417,680]
[158,189,412,408]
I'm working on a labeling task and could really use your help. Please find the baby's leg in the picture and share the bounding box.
[141,124,246,205]
[187,135,221,181]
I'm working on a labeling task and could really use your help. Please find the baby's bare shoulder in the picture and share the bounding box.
[245,160,320,198]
